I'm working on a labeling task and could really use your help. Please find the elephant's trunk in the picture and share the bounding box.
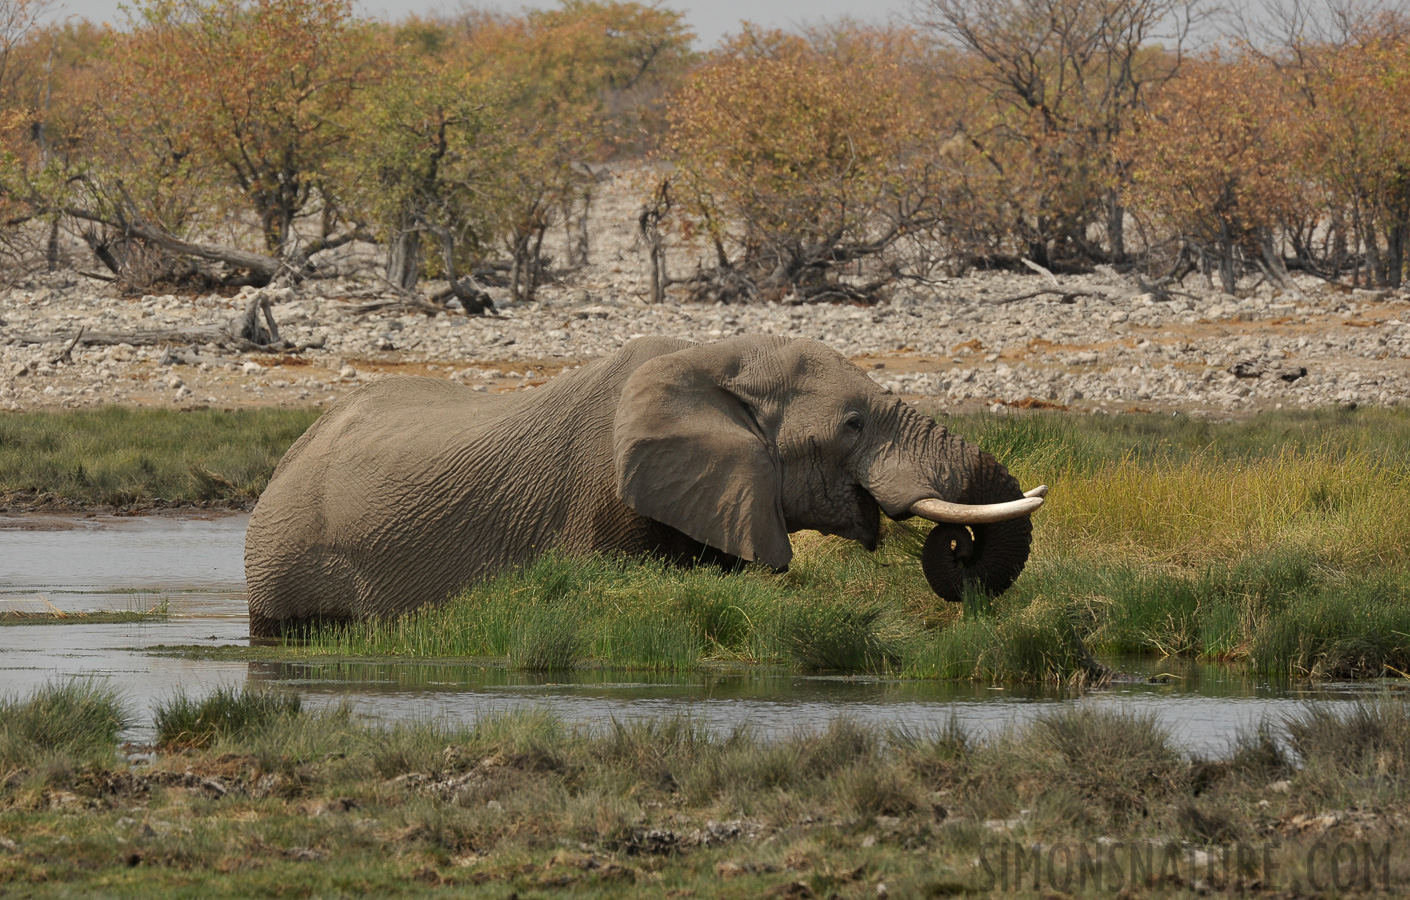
[917,447,1035,603]
[858,407,1039,603]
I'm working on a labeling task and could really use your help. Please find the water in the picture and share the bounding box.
[0,514,252,728]
[0,514,1399,752]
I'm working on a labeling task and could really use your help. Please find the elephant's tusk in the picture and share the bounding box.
[909,489,1045,525]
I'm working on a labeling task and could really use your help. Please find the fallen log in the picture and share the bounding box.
[11,325,228,347]
[10,326,322,354]
[7,288,324,353]
[985,288,1103,305]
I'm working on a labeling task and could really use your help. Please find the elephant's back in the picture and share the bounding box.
[245,338,699,634]
[253,377,512,525]
[246,378,509,629]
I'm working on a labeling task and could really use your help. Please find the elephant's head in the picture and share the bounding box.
[612,336,1043,601]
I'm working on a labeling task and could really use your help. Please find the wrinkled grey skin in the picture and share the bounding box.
[245,335,1031,636]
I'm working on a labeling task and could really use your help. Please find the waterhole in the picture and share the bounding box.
[0,514,1396,750]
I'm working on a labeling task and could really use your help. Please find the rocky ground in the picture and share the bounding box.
[3,173,1408,417]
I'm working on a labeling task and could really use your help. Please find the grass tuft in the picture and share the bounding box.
[1286,699,1410,777]
[0,680,130,771]
[152,685,303,749]
[1027,707,1183,822]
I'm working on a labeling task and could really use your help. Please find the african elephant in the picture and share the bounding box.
[244,335,1044,636]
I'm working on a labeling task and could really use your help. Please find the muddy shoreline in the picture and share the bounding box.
[0,491,251,518]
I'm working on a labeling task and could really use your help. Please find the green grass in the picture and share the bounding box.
[152,684,303,749]
[0,680,129,772]
[2,682,1408,898]
[289,551,932,675]
[0,406,319,505]
[288,524,1410,683]
[946,404,1410,473]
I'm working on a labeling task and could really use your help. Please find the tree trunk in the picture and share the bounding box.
[1386,177,1409,289]
[386,229,421,291]
[43,216,60,271]
[570,189,591,268]
[1384,220,1404,290]
[1105,187,1126,262]
[508,225,547,304]
[509,234,525,303]
[431,226,492,315]
[237,293,281,346]
[638,179,671,305]
[525,226,546,302]
[646,229,666,304]
[1217,221,1236,294]
[64,207,281,281]
[1366,232,1385,287]
[1259,230,1300,296]
[81,229,122,275]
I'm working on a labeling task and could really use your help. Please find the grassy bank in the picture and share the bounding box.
[0,406,319,507]
[1,682,1406,898]
[5,403,1407,509]
[291,539,1410,682]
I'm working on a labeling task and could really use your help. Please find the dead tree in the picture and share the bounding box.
[638,178,671,305]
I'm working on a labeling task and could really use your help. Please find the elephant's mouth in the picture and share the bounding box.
[830,487,882,550]
[855,487,881,550]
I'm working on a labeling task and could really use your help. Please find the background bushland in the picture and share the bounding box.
[1,0,1408,302]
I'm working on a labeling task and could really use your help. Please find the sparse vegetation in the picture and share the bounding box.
[0,680,128,773]
[0,684,1406,897]
[152,684,302,749]
[0,606,168,625]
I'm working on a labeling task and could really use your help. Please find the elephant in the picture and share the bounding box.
[244,335,1045,637]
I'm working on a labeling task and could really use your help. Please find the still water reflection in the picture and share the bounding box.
[0,514,1401,753]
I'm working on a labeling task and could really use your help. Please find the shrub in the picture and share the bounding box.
[665,25,938,302]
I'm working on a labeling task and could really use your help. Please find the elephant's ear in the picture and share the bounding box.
[613,344,791,570]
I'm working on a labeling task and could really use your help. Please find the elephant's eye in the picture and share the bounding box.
[844,412,865,432]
